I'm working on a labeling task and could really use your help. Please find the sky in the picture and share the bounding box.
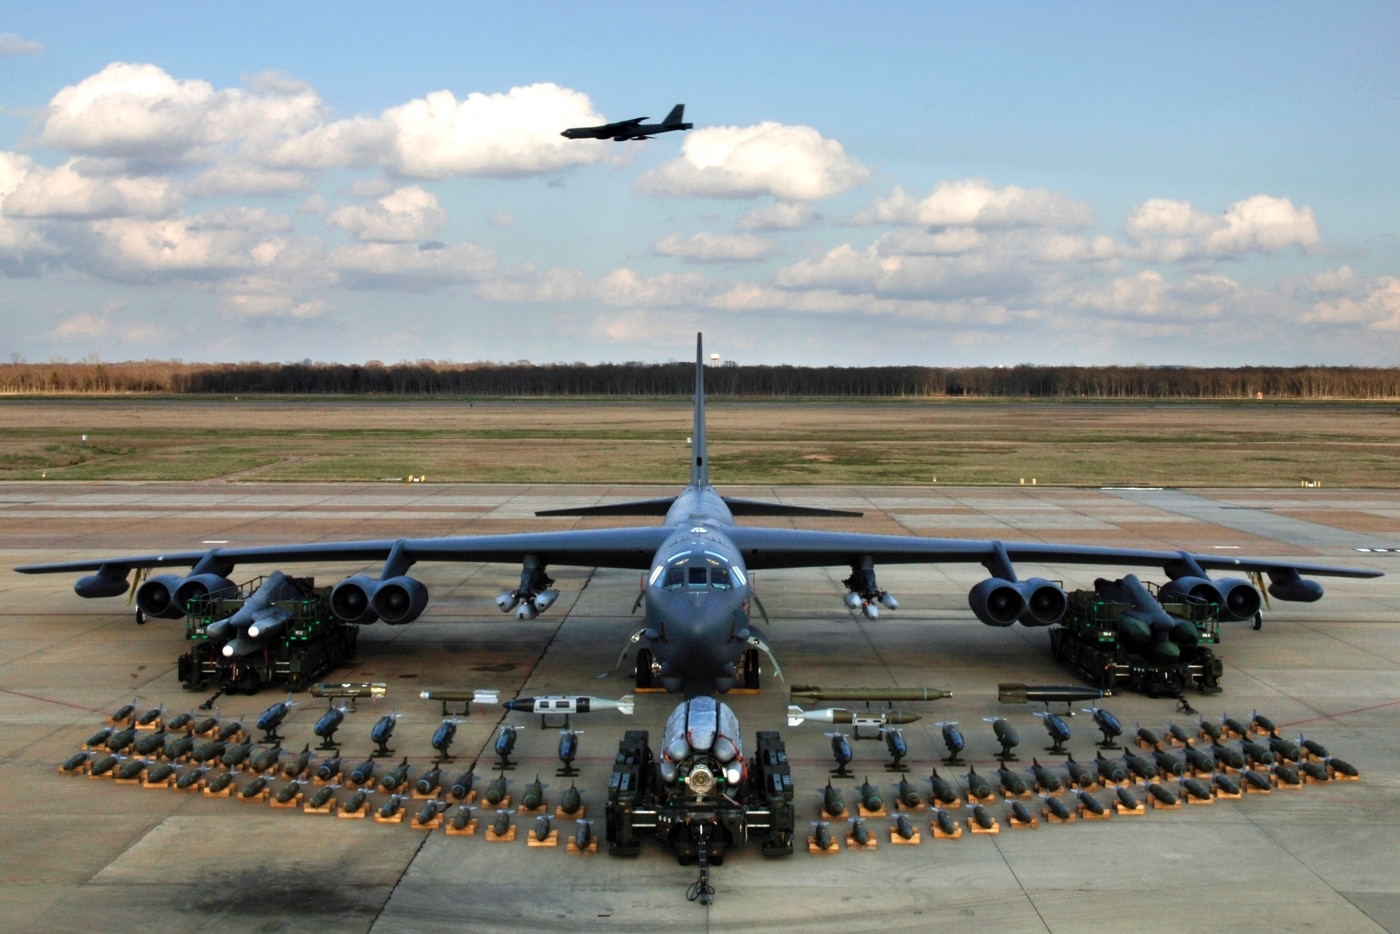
[1,2,1397,367]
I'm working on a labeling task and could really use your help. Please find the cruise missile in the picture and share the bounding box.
[789,686,951,704]
[998,683,1109,705]
[205,571,297,641]
[502,695,635,717]
[787,705,921,729]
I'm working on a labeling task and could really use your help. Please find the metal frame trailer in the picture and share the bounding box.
[1048,585,1223,697]
[176,576,358,694]
[605,729,795,864]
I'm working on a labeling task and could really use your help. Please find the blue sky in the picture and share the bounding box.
[1,2,1397,366]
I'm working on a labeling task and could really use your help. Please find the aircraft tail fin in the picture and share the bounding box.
[663,104,685,126]
[692,332,708,488]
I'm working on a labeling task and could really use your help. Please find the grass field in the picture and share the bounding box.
[0,396,1396,487]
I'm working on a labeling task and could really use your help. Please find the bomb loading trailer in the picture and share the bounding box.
[1049,576,1223,697]
[605,697,794,902]
[177,575,357,694]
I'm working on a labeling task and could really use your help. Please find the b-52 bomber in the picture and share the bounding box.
[561,104,692,141]
[14,335,1382,697]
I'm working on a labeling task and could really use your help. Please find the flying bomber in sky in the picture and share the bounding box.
[14,335,1381,697]
[560,103,692,141]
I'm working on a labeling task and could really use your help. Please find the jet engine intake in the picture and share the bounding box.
[330,575,381,624]
[969,578,1025,627]
[370,575,428,625]
[1160,575,1261,622]
[135,574,192,619]
[171,573,238,608]
[1016,578,1068,626]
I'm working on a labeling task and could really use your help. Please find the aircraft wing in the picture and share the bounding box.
[720,527,1382,579]
[14,526,677,576]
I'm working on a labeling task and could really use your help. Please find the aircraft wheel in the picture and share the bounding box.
[1253,612,1263,631]
[135,609,147,626]
[635,648,655,690]
[742,648,761,691]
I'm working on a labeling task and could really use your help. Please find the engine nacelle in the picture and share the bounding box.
[330,575,381,624]
[370,575,428,625]
[969,578,1025,627]
[1160,576,1261,621]
[1017,578,1067,626]
[172,573,238,608]
[135,574,191,619]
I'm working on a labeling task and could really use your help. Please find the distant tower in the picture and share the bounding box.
[709,353,720,367]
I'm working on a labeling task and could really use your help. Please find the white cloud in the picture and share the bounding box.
[653,231,778,263]
[3,159,179,219]
[382,83,612,178]
[1298,269,1400,331]
[736,202,818,231]
[1124,195,1318,260]
[0,33,43,57]
[187,165,310,197]
[637,123,869,201]
[327,240,497,290]
[489,211,515,228]
[327,185,447,243]
[862,179,1095,228]
[82,209,300,280]
[1060,269,1241,321]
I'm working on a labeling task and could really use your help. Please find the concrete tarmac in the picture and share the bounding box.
[1,482,1398,932]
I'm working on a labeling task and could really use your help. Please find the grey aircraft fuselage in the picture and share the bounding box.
[642,488,753,694]
[560,105,692,142]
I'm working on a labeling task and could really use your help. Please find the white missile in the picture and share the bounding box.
[786,705,921,729]
[503,694,634,716]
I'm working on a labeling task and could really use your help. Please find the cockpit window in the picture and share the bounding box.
[711,567,731,589]
[688,567,708,589]
[664,567,685,589]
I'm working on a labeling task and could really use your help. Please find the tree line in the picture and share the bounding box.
[1,359,1398,399]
